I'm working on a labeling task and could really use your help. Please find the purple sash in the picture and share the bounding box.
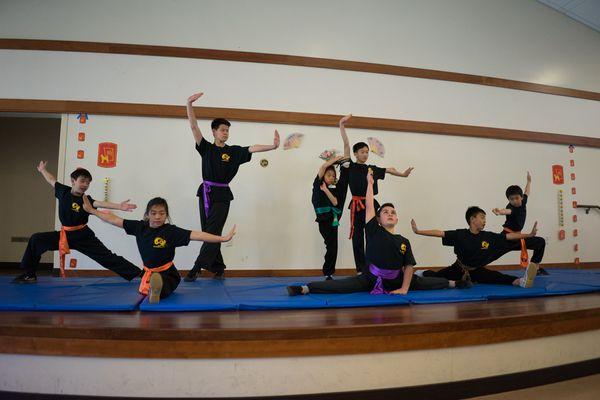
[202,181,229,217]
[369,263,401,295]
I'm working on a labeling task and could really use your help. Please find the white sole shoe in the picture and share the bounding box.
[149,273,163,304]
[520,263,539,288]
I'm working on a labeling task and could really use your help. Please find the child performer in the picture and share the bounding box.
[492,172,548,275]
[413,206,545,288]
[289,171,471,296]
[12,161,142,283]
[185,91,279,281]
[82,195,235,303]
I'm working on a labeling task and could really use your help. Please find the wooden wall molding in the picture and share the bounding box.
[2,99,600,148]
[1,38,600,101]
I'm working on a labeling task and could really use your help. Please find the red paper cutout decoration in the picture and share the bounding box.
[552,165,564,185]
[97,142,118,168]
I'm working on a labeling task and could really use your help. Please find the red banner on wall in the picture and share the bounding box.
[97,142,118,168]
[552,165,564,185]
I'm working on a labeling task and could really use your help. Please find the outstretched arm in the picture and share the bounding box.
[339,114,352,158]
[37,161,57,187]
[186,92,204,145]
[506,222,538,240]
[524,171,532,197]
[83,195,124,228]
[365,170,376,222]
[93,199,137,212]
[411,219,445,238]
[249,130,280,153]
[190,225,236,243]
[492,208,512,216]
[390,265,414,295]
[386,167,414,178]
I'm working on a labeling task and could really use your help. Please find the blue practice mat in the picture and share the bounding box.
[0,276,144,311]
[1,269,600,312]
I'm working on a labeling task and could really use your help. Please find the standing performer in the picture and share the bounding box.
[340,115,414,273]
[184,91,280,281]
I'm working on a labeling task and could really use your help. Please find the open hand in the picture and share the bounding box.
[222,225,237,242]
[37,160,47,172]
[339,114,352,126]
[410,219,418,234]
[119,199,137,212]
[530,221,538,236]
[187,92,204,104]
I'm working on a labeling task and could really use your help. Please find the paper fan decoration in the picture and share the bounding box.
[367,137,385,158]
[283,133,305,150]
[319,148,340,161]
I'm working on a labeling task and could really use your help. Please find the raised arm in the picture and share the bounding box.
[37,161,57,187]
[524,171,531,197]
[93,199,137,212]
[249,130,280,153]
[339,114,352,158]
[506,222,538,240]
[186,92,204,145]
[386,166,414,178]
[82,195,124,228]
[365,170,376,222]
[190,225,236,243]
[317,155,343,179]
[410,219,445,238]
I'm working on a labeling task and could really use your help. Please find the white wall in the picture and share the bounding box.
[61,112,599,270]
[0,0,599,269]
[1,0,600,91]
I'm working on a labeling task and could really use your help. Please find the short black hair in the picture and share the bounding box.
[352,142,369,153]
[377,202,395,217]
[505,185,524,199]
[324,165,336,176]
[70,168,92,181]
[465,206,485,224]
[211,118,231,130]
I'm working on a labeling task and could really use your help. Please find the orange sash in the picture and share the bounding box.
[503,227,529,268]
[138,262,173,295]
[58,224,87,278]
[348,196,366,239]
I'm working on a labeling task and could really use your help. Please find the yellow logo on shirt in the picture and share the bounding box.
[71,202,81,212]
[400,243,407,254]
[481,241,490,250]
[221,153,231,162]
[153,237,167,249]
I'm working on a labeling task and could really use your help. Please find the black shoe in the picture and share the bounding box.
[213,271,225,280]
[325,275,333,280]
[287,285,303,296]
[184,271,199,282]
[11,273,37,284]
[455,279,473,289]
[537,268,549,276]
